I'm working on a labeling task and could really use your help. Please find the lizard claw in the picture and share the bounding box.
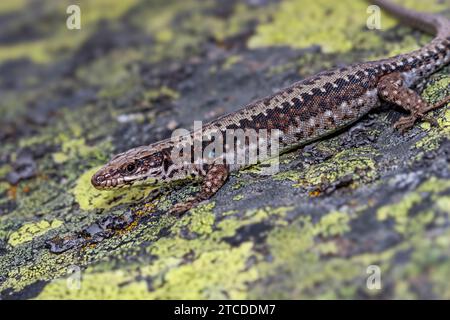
[394,112,438,133]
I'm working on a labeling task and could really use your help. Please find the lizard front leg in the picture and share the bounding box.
[168,163,229,215]
[378,72,449,132]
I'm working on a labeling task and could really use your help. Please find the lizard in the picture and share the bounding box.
[91,0,450,215]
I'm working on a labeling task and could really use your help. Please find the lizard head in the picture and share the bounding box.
[91,146,170,190]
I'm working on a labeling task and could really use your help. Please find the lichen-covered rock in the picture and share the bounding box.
[0,0,450,299]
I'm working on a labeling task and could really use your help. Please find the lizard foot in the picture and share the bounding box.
[378,73,447,133]
[394,113,439,133]
[393,114,417,133]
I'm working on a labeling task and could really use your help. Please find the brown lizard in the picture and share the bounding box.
[91,0,450,214]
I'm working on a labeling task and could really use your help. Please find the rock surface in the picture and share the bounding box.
[0,0,450,299]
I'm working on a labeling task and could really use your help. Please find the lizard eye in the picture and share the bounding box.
[126,163,136,173]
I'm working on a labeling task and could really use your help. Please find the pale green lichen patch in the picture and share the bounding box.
[249,210,361,299]
[233,194,244,201]
[52,138,99,164]
[315,211,352,238]
[34,205,295,299]
[377,177,450,236]
[73,167,159,211]
[146,242,258,299]
[249,0,446,54]
[377,193,424,234]
[187,202,216,236]
[36,242,258,300]
[36,268,151,300]
[301,147,378,187]
[8,219,63,247]
[274,146,378,189]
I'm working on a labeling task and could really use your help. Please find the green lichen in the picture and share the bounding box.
[301,147,378,187]
[377,193,422,232]
[274,146,378,189]
[249,0,446,54]
[377,177,450,236]
[412,75,450,156]
[316,211,352,238]
[36,268,150,300]
[187,202,216,236]
[8,219,63,247]
[250,211,361,299]
[52,138,97,164]
[146,242,258,299]
[144,86,180,101]
[33,205,294,299]
[36,242,257,300]
[249,0,377,53]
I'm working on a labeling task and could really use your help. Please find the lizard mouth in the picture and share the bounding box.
[91,171,158,190]
[91,173,125,189]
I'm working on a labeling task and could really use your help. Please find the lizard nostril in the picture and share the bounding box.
[91,174,104,186]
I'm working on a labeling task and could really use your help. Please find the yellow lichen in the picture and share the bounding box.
[8,219,63,247]
[249,0,447,54]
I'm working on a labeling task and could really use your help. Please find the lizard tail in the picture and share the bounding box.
[372,0,450,38]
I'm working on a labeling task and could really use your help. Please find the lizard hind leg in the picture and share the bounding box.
[167,163,229,215]
[377,72,447,132]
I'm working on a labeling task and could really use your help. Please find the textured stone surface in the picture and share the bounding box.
[0,0,450,299]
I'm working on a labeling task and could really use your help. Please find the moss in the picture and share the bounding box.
[8,219,63,247]
[233,194,244,201]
